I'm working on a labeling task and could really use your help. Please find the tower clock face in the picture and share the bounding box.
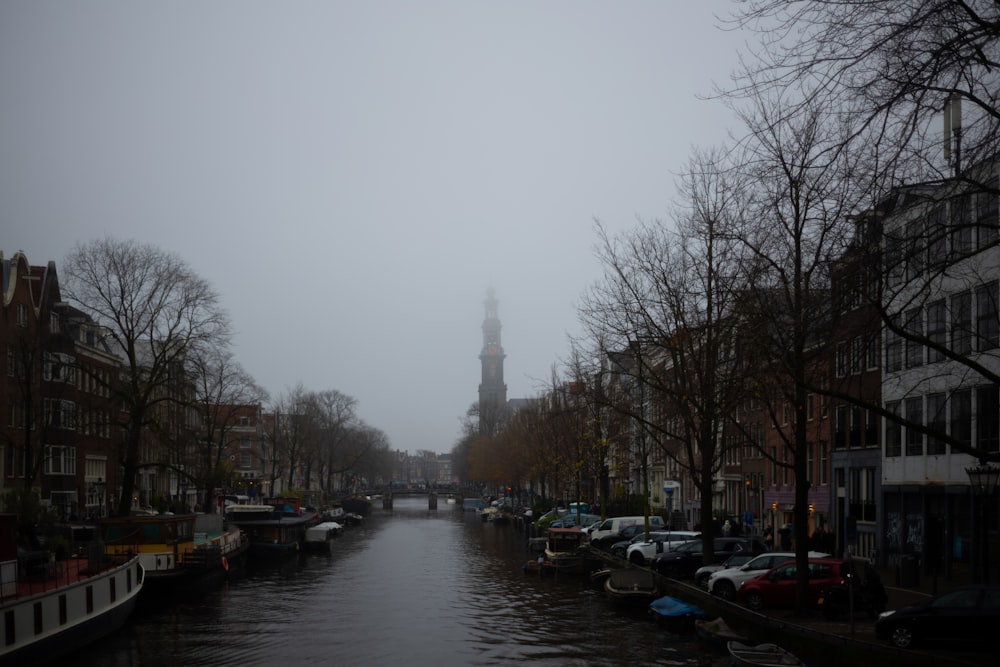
[488,344,497,353]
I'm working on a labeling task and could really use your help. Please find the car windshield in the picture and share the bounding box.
[726,553,754,566]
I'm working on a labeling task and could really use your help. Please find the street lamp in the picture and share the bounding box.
[966,462,1000,584]
[90,477,106,519]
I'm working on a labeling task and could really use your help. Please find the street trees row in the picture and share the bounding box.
[53,236,388,515]
[460,1,1000,614]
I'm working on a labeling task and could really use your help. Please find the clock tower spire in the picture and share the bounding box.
[478,288,507,434]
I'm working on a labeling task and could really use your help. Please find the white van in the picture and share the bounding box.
[588,515,664,544]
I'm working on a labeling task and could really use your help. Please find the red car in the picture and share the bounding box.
[737,557,854,610]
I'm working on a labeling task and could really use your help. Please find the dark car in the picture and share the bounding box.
[874,585,1000,649]
[589,523,647,552]
[650,537,768,579]
[816,559,887,619]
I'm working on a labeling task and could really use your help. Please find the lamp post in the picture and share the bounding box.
[93,477,106,519]
[966,462,1000,584]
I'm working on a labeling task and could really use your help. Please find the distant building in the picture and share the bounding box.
[478,288,507,434]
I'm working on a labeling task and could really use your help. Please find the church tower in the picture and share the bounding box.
[478,288,507,434]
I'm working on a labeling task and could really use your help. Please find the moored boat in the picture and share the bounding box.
[543,527,600,574]
[693,616,746,646]
[648,595,710,634]
[304,521,342,552]
[727,640,804,667]
[225,501,318,561]
[339,495,372,517]
[100,512,248,589]
[0,514,145,665]
[603,568,660,606]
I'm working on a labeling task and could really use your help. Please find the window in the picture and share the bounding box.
[851,337,864,374]
[926,393,946,455]
[886,316,903,372]
[16,304,27,327]
[836,342,849,378]
[952,193,974,256]
[905,397,923,456]
[44,353,75,383]
[50,312,60,334]
[885,228,904,286]
[239,416,250,427]
[976,282,999,351]
[834,405,847,448]
[44,446,77,475]
[927,299,946,363]
[977,384,999,454]
[951,389,972,449]
[240,437,251,449]
[905,308,923,368]
[866,408,879,446]
[866,333,880,370]
[850,405,862,447]
[952,291,973,355]
[976,177,998,248]
[885,402,903,457]
[906,218,925,281]
[43,399,76,430]
[239,452,252,467]
[819,442,828,485]
[806,393,814,421]
[927,206,947,266]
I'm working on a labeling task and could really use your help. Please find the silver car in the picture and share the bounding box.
[707,550,829,599]
[625,530,700,565]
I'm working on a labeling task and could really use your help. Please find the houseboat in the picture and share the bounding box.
[100,512,248,590]
[543,527,601,574]
[224,499,319,560]
[303,521,342,552]
[0,514,144,665]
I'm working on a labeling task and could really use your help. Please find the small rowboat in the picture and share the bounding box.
[727,640,804,667]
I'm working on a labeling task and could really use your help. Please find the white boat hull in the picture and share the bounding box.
[0,555,145,665]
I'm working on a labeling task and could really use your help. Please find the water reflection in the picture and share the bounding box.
[76,497,726,666]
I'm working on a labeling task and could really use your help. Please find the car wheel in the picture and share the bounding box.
[744,590,764,611]
[715,580,736,600]
[629,551,645,565]
[696,573,710,589]
[889,624,915,649]
[612,547,626,558]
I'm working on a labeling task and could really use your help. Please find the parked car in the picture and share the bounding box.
[817,559,887,619]
[609,532,656,559]
[590,523,648,552]
[650,537,768,579]
[707,551,829,600]
[549,513,602,530]
[875,585,1000,649]
[588,515,665,544]
[626,530,700,565]
[693,550,759,590]
[736,557,860,610]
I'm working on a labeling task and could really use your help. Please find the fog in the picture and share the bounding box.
[1,1,744,453]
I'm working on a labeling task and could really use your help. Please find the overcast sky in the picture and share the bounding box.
[1,1,746,454]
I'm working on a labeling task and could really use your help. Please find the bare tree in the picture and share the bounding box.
[579,146,755,558]
[728,0,1000,185]
[725,92,867,611]
[61,237,230,516]
[188,347,268,510]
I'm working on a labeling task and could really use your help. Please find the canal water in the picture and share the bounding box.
[76,497,728,666]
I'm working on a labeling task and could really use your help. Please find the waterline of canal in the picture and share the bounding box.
[76,497,727,666]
